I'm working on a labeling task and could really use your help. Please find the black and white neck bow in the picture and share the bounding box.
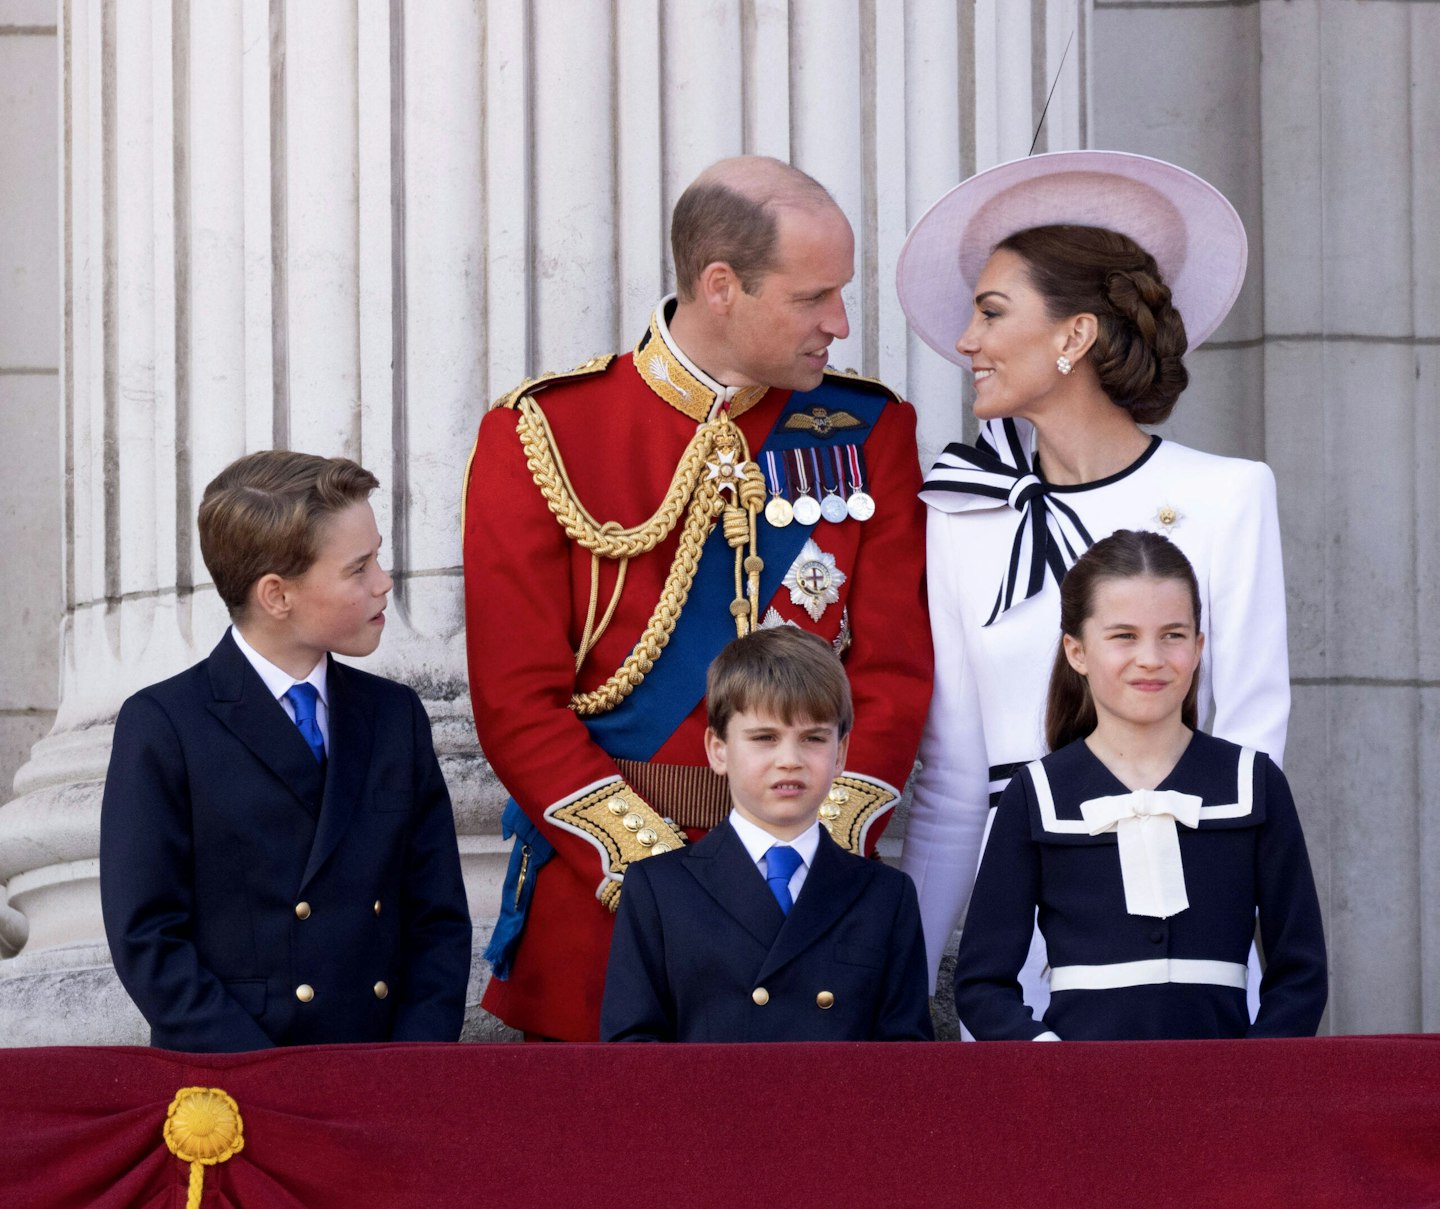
[920,418,1095,625]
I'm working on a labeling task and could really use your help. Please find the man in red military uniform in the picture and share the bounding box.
[464,156,932,1041]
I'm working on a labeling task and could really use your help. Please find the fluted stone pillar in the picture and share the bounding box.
[1091,0,1440,1035]
[0,7,62,968]
[0,0,1085,1044]
[0,0,507,1043]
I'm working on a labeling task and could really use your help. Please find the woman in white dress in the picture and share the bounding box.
[896,151,1289,1017]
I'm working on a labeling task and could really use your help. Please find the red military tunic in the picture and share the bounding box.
[464,302,932,1040]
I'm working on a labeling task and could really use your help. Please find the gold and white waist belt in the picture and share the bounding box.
[1048,958,1248,993]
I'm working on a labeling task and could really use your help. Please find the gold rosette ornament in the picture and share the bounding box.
[164,1086,245,1209]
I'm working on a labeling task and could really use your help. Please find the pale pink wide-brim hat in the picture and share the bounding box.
[895,149,1248,368]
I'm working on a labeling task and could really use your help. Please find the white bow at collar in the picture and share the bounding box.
[1079,789,1203,919]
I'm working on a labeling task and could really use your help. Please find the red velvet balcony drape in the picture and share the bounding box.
[1,1037,1437,1207]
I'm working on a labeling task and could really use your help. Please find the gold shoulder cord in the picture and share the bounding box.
[515,397,766,716]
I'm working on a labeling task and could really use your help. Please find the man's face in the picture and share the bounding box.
[724,204,853,392]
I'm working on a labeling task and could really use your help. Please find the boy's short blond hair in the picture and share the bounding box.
[198,450,379,617]
[706,627,853,740]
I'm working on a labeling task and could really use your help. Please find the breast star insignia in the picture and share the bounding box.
[783,539,846,622]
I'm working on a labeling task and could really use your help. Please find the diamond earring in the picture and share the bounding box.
[1057,355,1072,376]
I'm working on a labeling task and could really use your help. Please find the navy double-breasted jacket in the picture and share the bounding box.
[601,821,933,1043]
[100,631,471,1052]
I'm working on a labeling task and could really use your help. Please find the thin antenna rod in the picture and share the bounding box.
[1029,26,1075,157]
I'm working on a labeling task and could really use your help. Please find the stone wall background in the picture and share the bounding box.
[0,0,1434,1042]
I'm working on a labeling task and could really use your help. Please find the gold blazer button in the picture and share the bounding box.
[816,991,835,1010]
[294,902,311,920]
[751,987,770,1006]
[296,984,315,1003]
[373,981,389,1000]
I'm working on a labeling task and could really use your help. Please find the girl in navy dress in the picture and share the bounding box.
[955,530,1326,1040]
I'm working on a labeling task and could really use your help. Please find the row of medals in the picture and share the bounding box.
[763,451,875,528]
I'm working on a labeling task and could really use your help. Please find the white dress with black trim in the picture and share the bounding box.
[901,417,1291,991]
[954,731,1326,1041]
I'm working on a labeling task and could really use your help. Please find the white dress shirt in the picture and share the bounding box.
[230,625,331,751]
[728,809,821,904]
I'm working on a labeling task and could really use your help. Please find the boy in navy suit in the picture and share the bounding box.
[600,628,933,1042]
[101,451,471,1052]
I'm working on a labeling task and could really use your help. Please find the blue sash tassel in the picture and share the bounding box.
[481,797,555,981]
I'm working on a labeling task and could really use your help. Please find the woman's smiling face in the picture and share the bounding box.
[954,248,1075,423]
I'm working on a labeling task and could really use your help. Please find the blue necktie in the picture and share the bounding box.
[765,845,803,916]
[284,683,326,764]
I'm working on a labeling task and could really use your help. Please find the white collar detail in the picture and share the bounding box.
[728,809,821,871]
[230,625,329,707]
[1028,746,1256,836]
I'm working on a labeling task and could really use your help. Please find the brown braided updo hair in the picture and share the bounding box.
[996,225,1190,424]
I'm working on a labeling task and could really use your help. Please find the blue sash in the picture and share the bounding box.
[583,378,888,760]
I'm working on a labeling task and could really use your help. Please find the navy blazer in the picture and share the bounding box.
[601,821,933,1042]
[100,631,472,1052]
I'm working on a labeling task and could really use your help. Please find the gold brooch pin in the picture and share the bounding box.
[1153,503,1184,535]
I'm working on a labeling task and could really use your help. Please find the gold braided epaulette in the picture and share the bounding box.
[490,354,617,411]
[823,366,903,406]
[819,774,898,854]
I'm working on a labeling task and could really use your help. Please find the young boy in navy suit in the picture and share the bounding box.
[600,627,933,1042]
[101,451,471,1052]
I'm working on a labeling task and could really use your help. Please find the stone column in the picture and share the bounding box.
[0,0,1085,1044]
[1091,0,1440,1034]
[0,7,62,960]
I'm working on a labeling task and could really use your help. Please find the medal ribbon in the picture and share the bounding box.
[765,450,786,498]
[846,443,866,492]
[809,448,830,497]
[791,448,812,501]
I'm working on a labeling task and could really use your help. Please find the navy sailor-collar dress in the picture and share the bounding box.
[955,730,1327,1041]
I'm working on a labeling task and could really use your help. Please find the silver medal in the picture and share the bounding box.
[820,493,849,524]
[793,495,822,526]
[765,496,794,528]
[846,491,875,522]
